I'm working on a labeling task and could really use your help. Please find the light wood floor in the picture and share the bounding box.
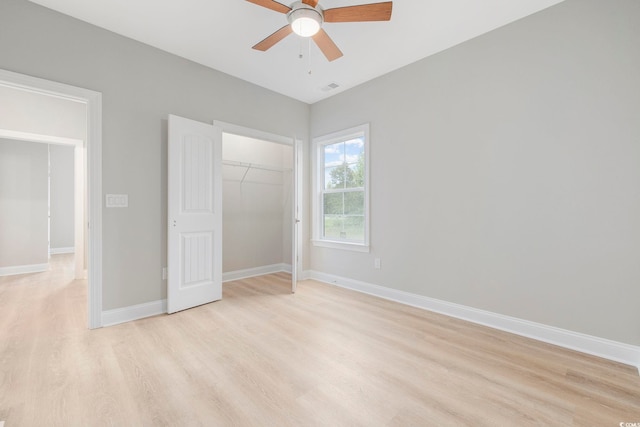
[1,255,638,426]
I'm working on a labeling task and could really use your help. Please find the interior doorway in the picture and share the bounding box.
[215,121,302,292]
[0,69,103,329]
[0,136,83,275]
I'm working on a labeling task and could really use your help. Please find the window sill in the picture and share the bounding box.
[312,239,370,253]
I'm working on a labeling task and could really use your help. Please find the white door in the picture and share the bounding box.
[291,139,302,293]
[168,114,222,313]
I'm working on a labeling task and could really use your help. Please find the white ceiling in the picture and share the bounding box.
[28,0,565,104]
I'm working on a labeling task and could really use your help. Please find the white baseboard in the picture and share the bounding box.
[101,266,293,327]
[102,299,167,327]
[305,270,640,372]
[0,263,48,277]
[223,263,291,282]
[49,247,75,255]
[299,270,312,280]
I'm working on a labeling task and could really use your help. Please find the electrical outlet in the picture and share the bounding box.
[374,258,381,269]
[162,267,167,280]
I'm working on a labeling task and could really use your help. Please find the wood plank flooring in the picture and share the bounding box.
[1,255,638,426]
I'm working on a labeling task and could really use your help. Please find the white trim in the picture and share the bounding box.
[102,299,167,327]
[292,138,303,292]
[213,120,293,146]
[0,263,49,277]
[0,69,103,329]
[86,84,103,330]
[0,129,83,146]
[49,247,75,255]
[311,239,370,253]
[305,270,640,371]
[223,263,291,282]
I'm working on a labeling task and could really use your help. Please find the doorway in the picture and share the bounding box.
[0,137,81,275]
[215,121,302,292]
[0,69,103,328]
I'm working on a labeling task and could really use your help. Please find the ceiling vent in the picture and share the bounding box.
[320,82,340,92]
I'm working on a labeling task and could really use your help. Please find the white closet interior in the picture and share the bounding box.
[222,133,293,276]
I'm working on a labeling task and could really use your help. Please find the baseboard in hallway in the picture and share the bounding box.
[49,247,75,255]
[0,263,48,277]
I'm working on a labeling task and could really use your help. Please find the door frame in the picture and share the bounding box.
[213,120,302,290]
[293,138,303,288]
[0,69,103,329]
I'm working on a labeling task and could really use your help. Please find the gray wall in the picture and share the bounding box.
[49,144,75,250]
[0,139,48,269]
[0,0,309,309]
[310,0,640,346]
[222,134,293,273]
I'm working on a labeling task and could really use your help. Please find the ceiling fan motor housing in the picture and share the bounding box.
[287,2,324,37]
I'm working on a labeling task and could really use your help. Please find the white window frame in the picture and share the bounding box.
[312,123,370,252]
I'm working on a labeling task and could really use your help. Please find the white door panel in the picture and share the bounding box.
[168,114,222,314]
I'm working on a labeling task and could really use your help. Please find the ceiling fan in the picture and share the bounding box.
[247,0,393,62]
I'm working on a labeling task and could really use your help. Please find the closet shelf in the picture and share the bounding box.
[223,160,292,184]
[223,159,291,173]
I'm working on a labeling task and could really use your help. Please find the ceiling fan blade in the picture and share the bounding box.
[246,0,291,14]
[302,0,319,7]
[324,1,393,22]
[252,25,293,51]
[312,29,343,62]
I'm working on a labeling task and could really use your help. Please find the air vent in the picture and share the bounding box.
[320,82,340,92]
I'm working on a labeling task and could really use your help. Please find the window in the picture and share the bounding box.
[313,124,369,251]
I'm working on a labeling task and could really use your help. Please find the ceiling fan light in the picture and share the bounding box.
[288,8,322,37]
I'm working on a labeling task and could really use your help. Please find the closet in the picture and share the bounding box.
[222,133,293,277]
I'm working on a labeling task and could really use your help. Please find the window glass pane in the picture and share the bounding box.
[344,137,364,160]
[323,192,343,216]
[323,215,344,239]
[344,191,364,215]
[343,216,365,241]
[326,164,352,189]
[324,142,344,167]
[347,163,364,188]
[324,166,338,189]
[344,137,364,188]
[324,215,364,241]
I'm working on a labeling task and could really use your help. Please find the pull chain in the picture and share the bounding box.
[299,37,304,60]
[298,37,313,75]
[308,38,312,75]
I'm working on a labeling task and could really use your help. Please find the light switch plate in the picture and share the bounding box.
[106,194,128,208]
